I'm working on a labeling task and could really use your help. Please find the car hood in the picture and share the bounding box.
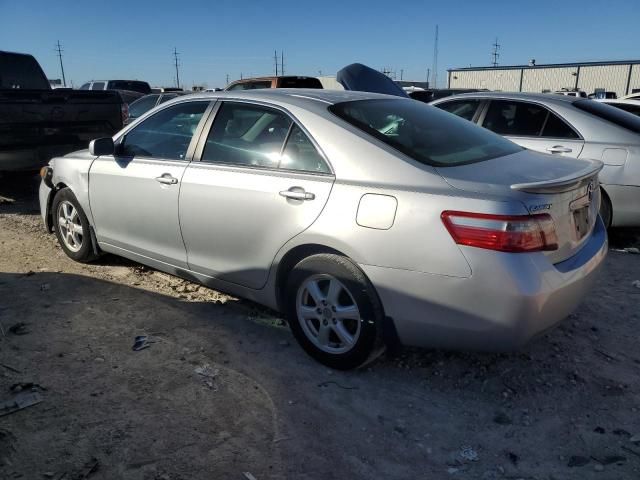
[337,63,408,98]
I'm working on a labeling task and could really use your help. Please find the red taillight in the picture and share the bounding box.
[121,103,129,125]
[441,211,558,253]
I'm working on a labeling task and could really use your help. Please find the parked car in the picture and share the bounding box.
[431,92,640,227]
[39,87,606,368]
[588,91,617,99]
[127,92,191,123]
[0,51,127,171]
[621,92,640,101]
[596,99,640,117]
[151,87,184,93]
[225,76,322,91]
[80,80,152,95]
[553,90,588,98]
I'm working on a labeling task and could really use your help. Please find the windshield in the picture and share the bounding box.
[574,99,640,133]
[329,99,522,167]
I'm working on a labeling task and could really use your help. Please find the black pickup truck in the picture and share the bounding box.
[0,51,126,171]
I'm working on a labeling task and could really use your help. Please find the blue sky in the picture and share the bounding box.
[1,0,638,89]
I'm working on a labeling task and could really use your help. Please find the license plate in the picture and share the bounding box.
[573,206,590,240]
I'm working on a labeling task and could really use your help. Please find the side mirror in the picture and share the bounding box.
[89,137,115,156]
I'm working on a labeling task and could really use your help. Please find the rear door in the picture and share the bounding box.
[480,100,585,158]
[179,101,334,289]
[90,100,211,266]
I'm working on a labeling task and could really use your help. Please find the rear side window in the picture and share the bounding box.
[91,82,105,90]
[0,52,50,89]
[108,80,152,94]
[121,101,208,160]
[278,77,323,89]
[330,99,521,167]
[574,100,640,134]
[542,112,579,138]
[281,125,330,173]
[435,99,481,121]
[483,100,547,136]
[202,102,292,168]
[226,81,272,91]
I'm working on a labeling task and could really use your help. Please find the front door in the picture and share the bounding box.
[179,101,334,289]
[89,100,210,267]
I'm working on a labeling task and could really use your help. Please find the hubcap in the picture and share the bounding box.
[57,200,83,253]
[296,274,362,354]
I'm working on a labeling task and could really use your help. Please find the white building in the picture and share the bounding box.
[447,60,640,97]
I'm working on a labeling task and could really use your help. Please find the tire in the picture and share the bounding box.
[285,254,384,370]
[599,189,612,229]
[52,188,98,263]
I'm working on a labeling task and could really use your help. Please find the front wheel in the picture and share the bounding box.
[52,188,98,263]
[285,254,383,370]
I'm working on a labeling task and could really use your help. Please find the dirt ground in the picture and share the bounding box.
[1,173,640,480]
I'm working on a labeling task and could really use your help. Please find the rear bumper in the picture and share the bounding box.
[362,216,608,351]
[603,184,640,227]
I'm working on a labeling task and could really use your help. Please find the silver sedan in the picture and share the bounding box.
[39,89,607,369]
[431,92,640,227]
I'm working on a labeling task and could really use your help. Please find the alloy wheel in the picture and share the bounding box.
[57,200,83,253]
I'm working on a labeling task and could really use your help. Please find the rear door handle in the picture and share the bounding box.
[155,174,178,185]
[546,145,572,154]
[279,187,315,201]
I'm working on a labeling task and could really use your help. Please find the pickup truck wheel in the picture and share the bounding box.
[52,188,98,263]
[285,254,384,370]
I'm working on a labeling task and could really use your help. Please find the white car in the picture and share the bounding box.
[596,99,640,117]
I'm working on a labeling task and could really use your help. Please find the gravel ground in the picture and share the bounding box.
[1,173,640,480]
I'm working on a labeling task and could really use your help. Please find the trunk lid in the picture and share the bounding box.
[436,150,603,264]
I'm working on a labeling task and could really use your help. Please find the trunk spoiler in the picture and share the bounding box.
[510,159,603,193]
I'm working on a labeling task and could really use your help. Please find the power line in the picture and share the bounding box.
[491,38,501,67]
[432,25,439,89]
[55,40,66,87]
[173,47,181,88]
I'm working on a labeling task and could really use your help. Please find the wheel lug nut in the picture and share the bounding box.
[331,306,336,312]
[323,319,328,325]
[316,308,322,314]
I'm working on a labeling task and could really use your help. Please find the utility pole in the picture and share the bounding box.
[226,74,229,85]
[173,47,181,88]
[400,69,404,81]
[55,40,67,87]
[281,51,284,76]
[426,68,431,86]
[432,25,439,89]
[274,50,279,76]
[491,38,501,67]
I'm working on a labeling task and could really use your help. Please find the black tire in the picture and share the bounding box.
[599,189,612,229]
[51,188,99,263]
[285,254,384,370]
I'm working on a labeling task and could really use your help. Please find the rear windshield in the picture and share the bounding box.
[108,80,151,94]
[278,77,323,89]
[0,52,49,89]
[574,100,640,134]
[329,99,522,167]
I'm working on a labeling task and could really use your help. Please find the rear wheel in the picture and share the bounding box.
[599,189,612,229]
[52,188,98,263]
[285,254,383,370]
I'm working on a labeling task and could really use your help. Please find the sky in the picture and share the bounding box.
[1,0,638,89]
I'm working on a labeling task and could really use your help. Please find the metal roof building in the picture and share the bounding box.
[447,60,640,97]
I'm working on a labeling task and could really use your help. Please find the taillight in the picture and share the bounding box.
[121,103,129,125]
[441,211,558,253]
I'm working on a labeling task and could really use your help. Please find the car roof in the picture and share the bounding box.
[436,91,582,105]
[173,88,403,112]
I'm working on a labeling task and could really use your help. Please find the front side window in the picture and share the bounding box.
[120,101,208,160]
[483,100,547,136]
[202,102,292,168]
[91,82,105,90]
[435,99,481,121]
[128,94,160,118]
[330,99,521,167]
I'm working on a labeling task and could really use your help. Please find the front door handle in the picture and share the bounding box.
[155,174,178,185]
[279,187,315,201]
[546,145,572,154]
